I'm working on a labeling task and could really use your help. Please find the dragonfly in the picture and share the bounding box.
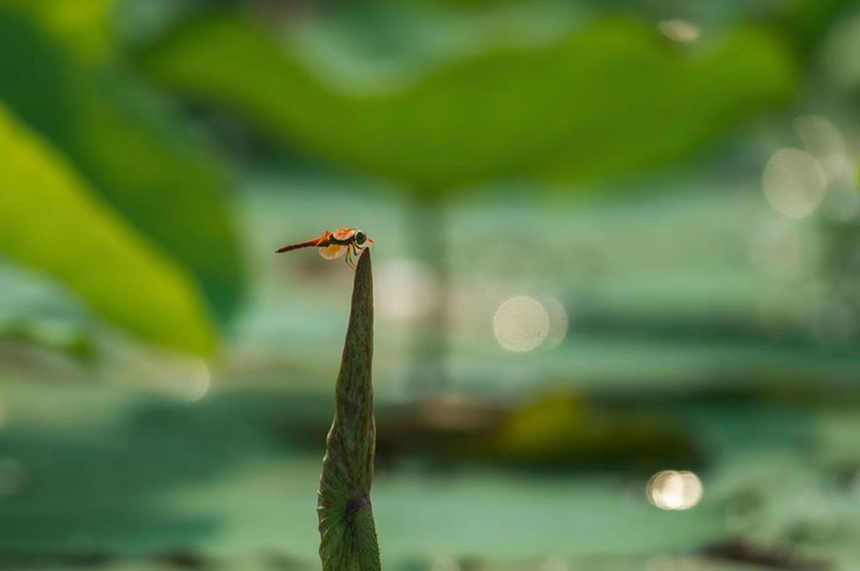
[275,228,373,269]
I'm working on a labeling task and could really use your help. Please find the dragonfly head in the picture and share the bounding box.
[355,230,368,245]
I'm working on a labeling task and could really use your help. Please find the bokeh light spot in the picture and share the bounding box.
[541,296,569,350]
[762,149,827,219]
[794,116,845,162]
[376,259,439,321]
[493,296,550,352]
[150,356,212,401]
[658,20,700,43]
[647,470,703,511]
[748,218,805,280]
[185,361,211,402]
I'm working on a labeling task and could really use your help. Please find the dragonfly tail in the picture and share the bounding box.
[275,238,322,253]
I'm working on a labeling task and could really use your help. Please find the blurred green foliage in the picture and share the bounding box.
[0,3,243,324]
[0,102,216,355]
[0,319,97,361]
[0,0,829,355]
[139,13,798,192]
[0,2,244,353]
[786,0,857,56]
[1,0,117,62]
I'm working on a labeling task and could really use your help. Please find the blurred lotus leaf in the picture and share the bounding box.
[368,393,701,471]
[486,392,701,470]
[0,5,244,322]
[0,103,216,356]
[139,14,797,191]
[491,392,587,459]
[0,0,116,62]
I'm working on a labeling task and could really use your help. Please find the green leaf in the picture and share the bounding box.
[0,0,117,62]
[318,250,381,571]
[0,6,244,320]
[0,103,216,356]
[139,14,797,191]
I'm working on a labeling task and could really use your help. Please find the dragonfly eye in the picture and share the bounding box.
[355,231,366,244]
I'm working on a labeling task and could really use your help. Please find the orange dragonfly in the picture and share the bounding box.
[276,228,373,269]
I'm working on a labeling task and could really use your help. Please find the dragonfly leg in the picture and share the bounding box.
[350,243,364,268]
[346,244,357,270]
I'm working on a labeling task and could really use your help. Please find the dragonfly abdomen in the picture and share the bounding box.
[275,238,324,253]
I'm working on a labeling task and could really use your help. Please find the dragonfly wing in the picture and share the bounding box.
[319,244,347,260]
[331,228,356,241]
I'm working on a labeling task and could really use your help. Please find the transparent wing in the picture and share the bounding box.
[319,244,347,260]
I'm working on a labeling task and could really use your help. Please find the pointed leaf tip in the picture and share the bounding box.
[318,247,380,570]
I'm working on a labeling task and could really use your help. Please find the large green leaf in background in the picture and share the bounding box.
[0,5,243,321]
[1,0,116,62]
[139,14,797,192]
[0,103,216,356]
